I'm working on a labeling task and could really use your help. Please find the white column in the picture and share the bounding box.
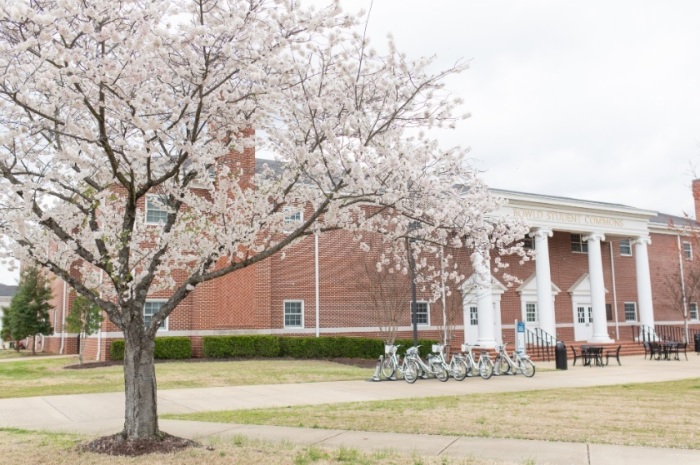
[586,233,612,343]
[532,228,556,338]
[473,248,497,347]
[634,236,655,329]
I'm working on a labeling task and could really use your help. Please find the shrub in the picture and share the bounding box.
[153,337,191,359]
[109,336,192,361]
[109,340,125,361]
[202,335,281,358]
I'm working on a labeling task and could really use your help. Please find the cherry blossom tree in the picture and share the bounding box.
[0,0,527,446]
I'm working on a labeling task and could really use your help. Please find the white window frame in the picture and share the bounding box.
[283,206,303,232]
[469,306,478,326]
[571,234,588,253]
[412,301,430,326]
[690,302,698,321]
[145,194,169,225]
[624,302,637,322]
[683,241,693,260]
[144,299,168,331]
[283,300,304,328]
[619,239,632,256]
[525,302,538,323]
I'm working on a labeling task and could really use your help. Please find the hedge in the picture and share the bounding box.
[202,335,438,360]
[202,335,280,358]
[109,336,192,361]
[111,335,439,361]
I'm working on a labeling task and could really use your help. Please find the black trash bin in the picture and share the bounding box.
[555,341,568,370]
[695,333,700,354]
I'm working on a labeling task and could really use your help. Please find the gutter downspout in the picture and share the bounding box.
[440,246,448,346]
[96,271,103,361]
[59,280,67,354]
[315,232,320,338]
[677,235,689,343]
[609,242,620,340]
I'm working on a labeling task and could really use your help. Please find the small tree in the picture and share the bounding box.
[6,267,53,355]
[66,293,103,365]
[1,306,18,350]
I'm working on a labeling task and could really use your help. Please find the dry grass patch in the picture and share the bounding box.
[0,358,368,398]
[0,428,514,465]
[166,378,700,449]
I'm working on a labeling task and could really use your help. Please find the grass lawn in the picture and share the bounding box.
[0,428,513,465]
[0,357,369,399]
[165,378,700,450]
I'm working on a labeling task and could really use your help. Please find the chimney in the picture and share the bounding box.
[693,179,700,220]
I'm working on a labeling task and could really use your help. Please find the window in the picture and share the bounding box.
[690,303,698,320]
[624,302,637,322]
[284,300,304,328]
[469,306,478,325]
[525,302,538,323]
[412,301,429,326]
[283,206,303,230]
[577,306,586,324]
[144,300,167,330]
[683,241,693,260]
[522,236,535,250]
[145,195,169,224]
[606,303,613,321]
[619,239,632,256]
[571,234,588,253]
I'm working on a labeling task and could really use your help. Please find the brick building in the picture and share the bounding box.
[41,152,700,360]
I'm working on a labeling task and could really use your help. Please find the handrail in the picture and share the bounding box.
[524,327,556,361]
[632,324,700,344]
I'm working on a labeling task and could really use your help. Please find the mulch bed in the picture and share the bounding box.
[77,432,201,456]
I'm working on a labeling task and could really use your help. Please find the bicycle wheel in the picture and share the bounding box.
[403,360,419,384]
[381,356,396,379]
[432,362,449,382]
[465,358,475,377]
[450,359,467,381]
[518,358,536,378]
[478,357,493,380]
[495,356,511,376]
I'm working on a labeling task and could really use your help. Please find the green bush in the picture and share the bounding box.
[109,336,192,361]
[202,335,281,358]
[109,340,124,361]
[153,337,191,359]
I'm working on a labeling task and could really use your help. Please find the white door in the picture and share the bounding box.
[573,304,593,341]
[465,305,479,344]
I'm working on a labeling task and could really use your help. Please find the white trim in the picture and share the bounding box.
[283,299,304,328]
[413,300,430,326]
[619,239,633,256]
[623,301,638,322]
[144,299,169,331]
[145,194,169,225]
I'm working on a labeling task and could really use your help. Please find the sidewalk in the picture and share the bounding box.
[0,354,699,464]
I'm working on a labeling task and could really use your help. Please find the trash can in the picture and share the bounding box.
[695,333,700,354]
[555,341,568,370]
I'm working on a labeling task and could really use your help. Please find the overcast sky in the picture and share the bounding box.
[355,0,700,216]
[1,1,699,284]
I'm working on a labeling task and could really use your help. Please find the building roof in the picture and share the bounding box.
[0,284,18,297]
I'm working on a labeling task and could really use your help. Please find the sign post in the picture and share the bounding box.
[515,320,526,355]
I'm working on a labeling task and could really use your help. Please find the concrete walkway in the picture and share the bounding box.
[1,354,699,464]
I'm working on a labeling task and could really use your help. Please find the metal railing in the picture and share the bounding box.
[633,324,700,344]
[525,328,556,361]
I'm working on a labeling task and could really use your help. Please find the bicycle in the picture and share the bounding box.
[380,344,419,382]
[461,343,494,380]
[403,345,449,383]
[492,343,536,377]
[431,343,467,381]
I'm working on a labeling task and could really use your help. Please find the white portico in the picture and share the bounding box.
[471,190,659,344]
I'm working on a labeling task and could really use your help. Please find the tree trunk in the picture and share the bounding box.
[122,324,160,440]
[31,335,36,355]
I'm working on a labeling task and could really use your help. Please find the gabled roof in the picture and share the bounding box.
[0,284,18,297]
